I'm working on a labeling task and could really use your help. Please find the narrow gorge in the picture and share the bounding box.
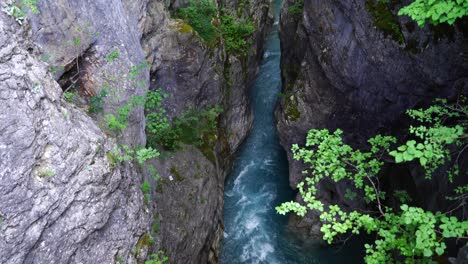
[0,0,467,264]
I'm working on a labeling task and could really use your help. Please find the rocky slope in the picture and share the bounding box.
[0,0,274,263]
[276,0,467,238]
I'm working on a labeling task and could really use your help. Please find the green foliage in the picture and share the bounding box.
[73,37,81,46]
[366,0,405,44]
[152,216,160,234]
[108,145,158,167]
[136,147,160,165]
[23,0,38,14]
[176,0,255,56]
[176,0,217,42]
[276,99,467,263]
[145,251,168,264]
[2,4,25,24]
[393,190,413,203]
[38,168,56,177]
[389,98,466,180]
[89,89,108,114]
[2,0,39,24]
[63,91,76,103]
[147,164,161,181]
[288,0,304,18]
[170,166,184,182]
[128,61,150,80]
[106,50,120,63]
[219,14,255,56]
[104,95,145,134]
[115,256,125,264]
[111,145,135,164]
[145,89,174,149]
[173,106,223,146]
[283,93,301,121]
[398,0,468,26]
[140,181,151,203]
[345,189,357,201]
[145,89,222,151]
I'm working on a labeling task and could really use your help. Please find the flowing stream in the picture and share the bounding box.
[220,1,364,263]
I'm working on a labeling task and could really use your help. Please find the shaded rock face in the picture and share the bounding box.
[142,1,274,262]
[276,0,467,238]
[0,0,273,264]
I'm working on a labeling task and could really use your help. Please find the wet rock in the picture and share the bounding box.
[276,0,467,237]
[141,0,274,262]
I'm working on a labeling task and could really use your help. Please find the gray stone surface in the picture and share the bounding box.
[276,0,467,238]
[141,1,274,262]
[0,0,274,263]
[0,10,148,264]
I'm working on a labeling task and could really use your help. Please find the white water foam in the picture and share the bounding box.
[233,161,255,192]
[240,235,276,263]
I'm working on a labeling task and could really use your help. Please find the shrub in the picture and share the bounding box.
[140,181,151,203]
[2,4,25,24]
[276,98,468,263]
[89,89,108,114]
[287,0,304,18]
[23,0,39,14]
[38,168,55,177]
[176,0,218,42]
[105,95,144,134]
[106,50,120,63]
[219,14,255,56]
[176,0,255,56]
[173,106,223,146]
[145,251,168,264]
[398,0,468,26]
[136,147,160,165]
[63,91,76,103]
[145,89,222,151]
[144,89,176,149]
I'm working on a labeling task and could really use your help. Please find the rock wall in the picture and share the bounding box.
[142,0,274,263]
[0,15,145,264]
[276,0,467,238]
[0,0,274,263]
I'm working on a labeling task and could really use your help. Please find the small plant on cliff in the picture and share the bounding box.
[2,4,25,24]
[145,251,168,264]
[145,88,222,151]
[89,89,108,114]
[176,0,218,42]
[140,181,151,203]
[22,0,39,14]
[107,145,160,167]
[287,0,304,18]
[63,91,76,103]
[106,50,120,63]
[38,168,56,178]
[219,14,255,56]
[104,95,145,134]
[144,89,176,149]
[136,147,160,165]
[276,98,468,263]
[2,0,39,24]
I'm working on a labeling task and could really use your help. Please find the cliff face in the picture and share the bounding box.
[0,0,273,263]
[276,0,467,237]
[143,0,274,263]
